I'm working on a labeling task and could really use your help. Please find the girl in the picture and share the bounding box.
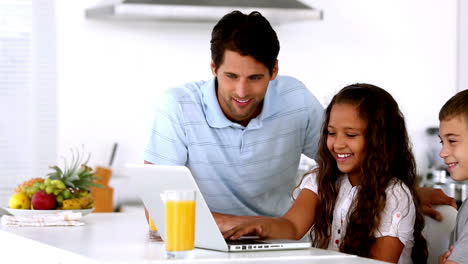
[223,84,427,264]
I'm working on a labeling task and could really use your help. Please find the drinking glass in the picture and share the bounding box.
[162,190,196,259]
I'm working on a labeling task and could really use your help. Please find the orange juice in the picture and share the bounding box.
[148,215,162,240]
[149,216,158,231]
[165,200,196,251]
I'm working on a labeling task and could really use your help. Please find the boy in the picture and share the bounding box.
[438,89,468,264]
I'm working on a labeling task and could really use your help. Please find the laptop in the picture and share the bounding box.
[125,163,311,252]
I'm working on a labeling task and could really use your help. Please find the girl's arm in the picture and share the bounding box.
[369,237,404,263]
[367,182,416,263]
[223,189,318,240]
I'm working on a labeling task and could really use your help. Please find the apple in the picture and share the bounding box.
[32,190,57,210]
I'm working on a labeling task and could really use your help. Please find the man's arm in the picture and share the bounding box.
[439,246,456,264]
[418,187,457,221]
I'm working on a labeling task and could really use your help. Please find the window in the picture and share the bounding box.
[0,0,56,205]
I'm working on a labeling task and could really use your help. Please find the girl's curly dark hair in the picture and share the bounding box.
[311,84,427,263]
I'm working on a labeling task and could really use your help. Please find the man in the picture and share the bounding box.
[144,10,455,232]
[144,11,322,231]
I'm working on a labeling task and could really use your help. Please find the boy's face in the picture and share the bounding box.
[439,115,468,181]
[211,50,278,126]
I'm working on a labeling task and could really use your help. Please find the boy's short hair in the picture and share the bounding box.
[439,89,468,122]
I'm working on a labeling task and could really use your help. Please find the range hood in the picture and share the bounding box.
[85,0,323,24]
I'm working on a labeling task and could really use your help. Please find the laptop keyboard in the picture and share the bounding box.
[227,239,269,245]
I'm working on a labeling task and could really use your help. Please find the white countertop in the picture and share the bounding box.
[0,212,387,264]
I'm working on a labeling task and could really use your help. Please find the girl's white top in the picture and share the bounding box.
[300,173,415,264]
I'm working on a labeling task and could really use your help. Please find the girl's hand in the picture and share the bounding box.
[213,212,265,233]
[223,188,319,241]
[222,218,278,240]
[439,245,455,264]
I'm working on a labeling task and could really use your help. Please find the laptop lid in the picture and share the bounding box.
[126,164,310,252]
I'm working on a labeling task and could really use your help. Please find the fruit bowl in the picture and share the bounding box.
[7,148,102,213]
[3,207,94,216]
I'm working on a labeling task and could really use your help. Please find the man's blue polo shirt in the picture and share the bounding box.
[144,76,323,216]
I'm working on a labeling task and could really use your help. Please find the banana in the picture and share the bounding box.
[62,193,94,210]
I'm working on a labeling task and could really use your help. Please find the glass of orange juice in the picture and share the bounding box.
[162,190,196,259]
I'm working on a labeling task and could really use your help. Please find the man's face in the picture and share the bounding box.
[439,116,468,181]
[211,50,278,126]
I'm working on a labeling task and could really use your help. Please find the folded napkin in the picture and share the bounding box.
[1,212,85,227]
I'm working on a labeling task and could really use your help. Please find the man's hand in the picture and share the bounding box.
[212,212,264,233]
[439,245,455,264]
[418,187,457,221]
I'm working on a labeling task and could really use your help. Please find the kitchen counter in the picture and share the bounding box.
[0,212,387,263]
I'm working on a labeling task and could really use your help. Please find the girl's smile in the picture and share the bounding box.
[336,153,353,160]
[336,153,355,165]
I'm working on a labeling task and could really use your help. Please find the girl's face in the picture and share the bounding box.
[327,103,367,185]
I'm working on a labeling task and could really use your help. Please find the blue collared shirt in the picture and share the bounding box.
[144,76,323,216]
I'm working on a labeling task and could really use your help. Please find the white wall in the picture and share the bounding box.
[55,0,457,185]
[459,0,468,92]
[278,0,458,175]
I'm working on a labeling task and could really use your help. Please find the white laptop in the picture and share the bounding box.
[125,163,311,252]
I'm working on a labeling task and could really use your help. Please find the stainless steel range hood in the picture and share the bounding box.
[85,0,323,24]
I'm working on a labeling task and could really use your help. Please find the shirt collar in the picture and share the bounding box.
[201,77,284,129]
[201,78,233,128]
[259,79,282,120]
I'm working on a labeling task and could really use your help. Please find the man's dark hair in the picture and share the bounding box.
[210,11,280,75]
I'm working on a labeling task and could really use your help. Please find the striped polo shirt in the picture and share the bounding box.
[144,75,324,216]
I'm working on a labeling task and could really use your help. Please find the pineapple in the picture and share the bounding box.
[47,148,102,191]
[46,147,102,209]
